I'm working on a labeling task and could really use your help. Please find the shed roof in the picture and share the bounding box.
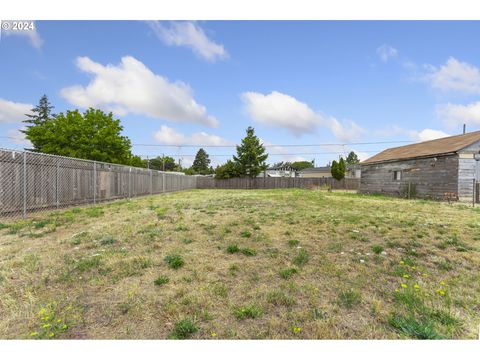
[362,131,480,165]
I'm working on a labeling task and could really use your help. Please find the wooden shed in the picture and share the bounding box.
[359,131,480,201]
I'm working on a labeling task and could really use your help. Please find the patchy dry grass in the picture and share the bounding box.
[0,189,479,339]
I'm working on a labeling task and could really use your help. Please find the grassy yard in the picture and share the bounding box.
[0,189,479,339]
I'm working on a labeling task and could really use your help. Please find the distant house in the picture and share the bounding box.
[260,164,297,178]
[299,165,361,178]
[359,131,480,201]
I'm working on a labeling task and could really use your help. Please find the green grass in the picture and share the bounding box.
[0,189,478,339]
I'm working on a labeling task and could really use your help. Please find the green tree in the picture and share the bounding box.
[147,156,180,172]
[215,160,241,179]
[233,127,268,178]
[192,148,211,175]
[22,95,55,150]
[331,157,346,181]
[24,108,139,165]
[346,151,360,165]
[291,160,314,171]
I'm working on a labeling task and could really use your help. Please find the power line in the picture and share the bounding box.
[131,140,414,148]
[0,135,414,148]
[138,150,383,158]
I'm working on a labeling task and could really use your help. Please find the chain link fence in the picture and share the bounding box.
[0,148,197,219]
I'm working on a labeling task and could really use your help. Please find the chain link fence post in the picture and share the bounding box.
[23,151,27,218]
[93,161,97,205]
[56,160,59,209]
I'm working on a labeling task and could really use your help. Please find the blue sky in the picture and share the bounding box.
[2,20,480,167]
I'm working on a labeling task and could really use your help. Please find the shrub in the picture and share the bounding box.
[85,207,104,218]
[233,305,262,320]
[279,267,297,279]
[154,275,170,286]
[164,254,184,269]
[168,319,198,339]
[293,248,308,266]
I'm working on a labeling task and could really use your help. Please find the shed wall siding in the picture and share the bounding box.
[359,155,458,199]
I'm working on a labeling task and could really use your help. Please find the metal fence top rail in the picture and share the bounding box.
[0,147,188,176]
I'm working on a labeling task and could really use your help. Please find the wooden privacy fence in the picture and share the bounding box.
[196,177,360,190]
[0,148,197,219]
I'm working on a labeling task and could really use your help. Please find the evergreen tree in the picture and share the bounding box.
[331,158,346,181]
[22,95,55,150]
[233,127,268,178]
[215,160,241,179]
[192,148,211,175]
[346,151,360,165]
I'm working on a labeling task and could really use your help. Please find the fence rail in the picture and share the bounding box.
[0,148,197,219]
[196,177,360,190]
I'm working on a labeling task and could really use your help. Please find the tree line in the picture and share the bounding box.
[21,95,359,179]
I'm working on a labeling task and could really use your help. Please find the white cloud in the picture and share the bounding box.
[241,90,364,141]
[376,44,398,63]
[375,125,451,142]
[241,91,319,136]
[0,98,32,123]
[6,127,31,146]
[60,56,218,127]
[154,125,232,146]
[2,21,43,49]
[427,57,480,94]
[437,101,480,128]
[408,128,450,142]
[147,21,228,62]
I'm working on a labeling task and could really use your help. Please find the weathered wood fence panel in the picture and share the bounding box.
[196,177,360,190]
[0,148,197,219]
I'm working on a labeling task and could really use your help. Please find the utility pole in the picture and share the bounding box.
[162,153,165,172]
[146,156,150,169]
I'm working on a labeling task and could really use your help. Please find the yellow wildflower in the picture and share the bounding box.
[30,332,39,337]
[42,323,51,328]
[403,274,410,279]
[401,283,408,288]
[38,308,46,316]
[48,332,55,338]
[436,289,446,296]
[413,284,420,290]
[411,266,416,270]
[211,332,217,337]
[439,281,446,286]
[399,261,405,265]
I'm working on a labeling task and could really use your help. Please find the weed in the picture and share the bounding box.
[85,207,104,218]
[293,248,308,266]
[226,244,240,254]
[372,245,384,254]
[279,267,297,279]
[240,248,256,256]
[233,305,262,320]
[100,236,116,246]
[168,319,198,339]
[388,314,441,339]
[266,290,296,307]
[287,240,300,248]
[164,254,184,269]
[154,275,170,286]
[338,290,362,309]
[240,230,252,238]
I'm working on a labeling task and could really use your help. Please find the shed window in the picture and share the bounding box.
[393,170,402,181]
